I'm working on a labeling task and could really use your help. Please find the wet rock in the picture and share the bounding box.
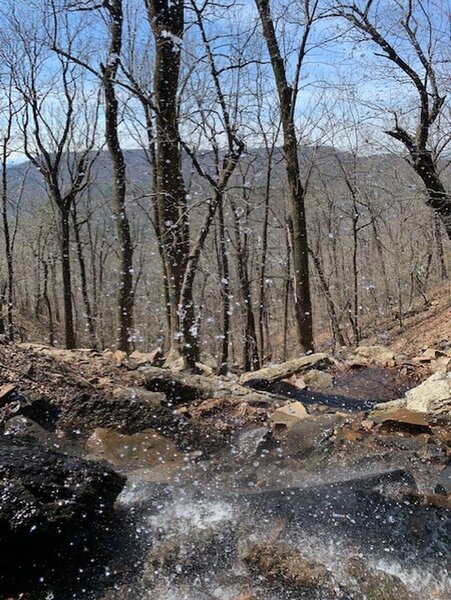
[345,557,421,600]
[373,407,432,434]
[370,372,451,418]
[3,390,61,431]
[58,393,226,455]
[435,464,451,495]
[0,383,16,403]
[240,541,338,597]
[240,353,335,388]
[279,413,346,457]
[0,442,125,596]
[3,415,77,454]
[234,427,274,459]
[86,427,183,470]
[271,401,308,428]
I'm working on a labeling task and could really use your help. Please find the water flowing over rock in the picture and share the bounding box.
[86,427,184,471]
[59,393,226,455]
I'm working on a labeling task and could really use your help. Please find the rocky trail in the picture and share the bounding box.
[0,341,450,600]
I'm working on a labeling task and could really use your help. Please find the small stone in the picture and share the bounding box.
[373,407,432,434]
[0,383,16,403]
[303,369,333,392]
[271,401,308,428]
[112,350,127,365]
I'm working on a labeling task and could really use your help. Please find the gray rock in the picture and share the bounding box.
[280,413,346,458]
[435,464,451,495]
[240,353,335,388]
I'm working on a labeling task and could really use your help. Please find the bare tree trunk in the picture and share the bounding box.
[217,197,231,374]
[146,0,197,366]
[434,213,448,280]
[255,0,314,353]
[350,204,360,345]
[230,194,260,371]
[101,0,134,353]
[309,248,346,348]
[1,136,14,340]
[283,225,291,362]
[71,205,97,348]
[59,206,76,348]
[42,258,54,347]
[258,155,272,361]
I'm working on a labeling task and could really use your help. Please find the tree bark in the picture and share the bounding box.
[72,205,97,348]
[255,0,314,353]
[60,205,76,349]
[102,0,134,353]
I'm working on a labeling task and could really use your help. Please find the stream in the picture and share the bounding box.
[6,367,450,600]
[81,441,450,600]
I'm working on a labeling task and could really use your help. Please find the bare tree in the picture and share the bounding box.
[254,0,317,353]
[6,16,99,349]
[331,0,451,238]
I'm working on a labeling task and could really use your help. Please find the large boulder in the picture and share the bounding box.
[369,372,451,419]
[346,345,399,368]
[278,413,347,457]
[0,442,125,596]
[141,366,282,406]
[239,353,335,388]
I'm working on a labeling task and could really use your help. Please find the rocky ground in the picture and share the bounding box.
[0,340,450,599]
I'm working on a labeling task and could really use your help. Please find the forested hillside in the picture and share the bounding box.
[0,0,449,371]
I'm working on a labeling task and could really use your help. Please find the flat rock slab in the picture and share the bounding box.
[141,366,282,406]
[241,469,450,566]
[373,407,432,434]
[240,353,334,388]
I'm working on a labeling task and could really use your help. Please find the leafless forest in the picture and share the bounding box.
[0,0,449,370]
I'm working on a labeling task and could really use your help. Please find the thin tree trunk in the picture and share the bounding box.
[217,197,230,374]
[1,136,14,340]
[60,206,76,349]
[283,225,291,362]
[434,213,448,280]
[71,205,97,348]
[309,248,346,348]
[230,196,260,371]
[258,156,272,361]
[42,258,54,346]
[102,0,134,353]
[255,0,314,353]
